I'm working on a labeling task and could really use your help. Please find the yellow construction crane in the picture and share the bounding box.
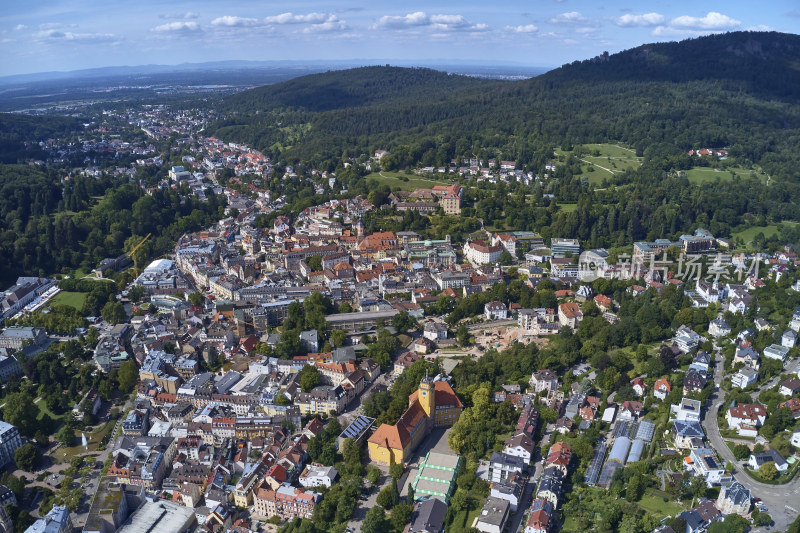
[127,233,152,275]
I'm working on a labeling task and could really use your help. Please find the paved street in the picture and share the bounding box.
[507,422,553,533]
[507,474,536,533]
[703,353,800,531]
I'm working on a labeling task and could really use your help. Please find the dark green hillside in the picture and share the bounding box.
[0,113,83,163]
[543,31,800,101]
[221,66,497,113]
[0,164,225,285]
[208,32,800,179]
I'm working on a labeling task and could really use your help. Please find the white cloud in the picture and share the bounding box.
[506,24,539,33]
[650,26,710,37]
[430,14,469,28]
[670,12,740,30]
[375,11,488,31]
[375,12,430,28]
[39,22,78,30]
[549,11,599,26]
[151,21,201,33]
[264,12,333,24]
[211,12,344,32]
[13,24,27,31]
[651,11,741,37]
[615,13,665,27]
[745,24,773,31]
[211,16,263,28]
[159,12,198,20]
[303,19,348,33]
[35,29,118,43]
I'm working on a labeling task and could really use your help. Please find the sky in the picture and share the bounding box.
[1,1,798,76]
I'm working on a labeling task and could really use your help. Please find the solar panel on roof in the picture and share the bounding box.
[339,415,375,440]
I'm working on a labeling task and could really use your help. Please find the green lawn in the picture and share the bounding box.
[581,166,615,183]
[731,223,799,246]
[584,144,640,158]
[49,291,87,310]
[637,489,687,517]
[449,505,481,530]
[558,203,578,213]
[397,334,413,347]
[561,515,580,532]
[36,398,66,421]
[69,268,89,279]
[555,143,643,184]
[366,171,449,191]
[681,166,766,185]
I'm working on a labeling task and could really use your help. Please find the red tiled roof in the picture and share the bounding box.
[408,380,463,409]
[559,302,581,318]
[368,421,411,450]
[728,403,766,419]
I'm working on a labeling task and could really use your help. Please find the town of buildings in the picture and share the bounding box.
[0,104,798,533]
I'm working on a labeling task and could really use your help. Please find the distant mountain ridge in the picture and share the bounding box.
[0,60,547,87]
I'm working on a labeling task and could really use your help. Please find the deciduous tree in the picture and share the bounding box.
[759,461,778,480]
[14,443,42,471]
[116,359,138,393]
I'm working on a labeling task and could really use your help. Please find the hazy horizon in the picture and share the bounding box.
[2,0,798,77]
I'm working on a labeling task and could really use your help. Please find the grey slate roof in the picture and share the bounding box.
[720,482,750,507]
[409,498,448,533]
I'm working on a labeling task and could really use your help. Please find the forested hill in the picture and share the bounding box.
[0,113,84,164]
[208,31,800,180]
[540,31,800,101]
[219,66,497,113]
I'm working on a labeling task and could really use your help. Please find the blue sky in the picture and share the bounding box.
[1,1,798,76]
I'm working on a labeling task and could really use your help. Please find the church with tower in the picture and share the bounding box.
[367,375,463,465]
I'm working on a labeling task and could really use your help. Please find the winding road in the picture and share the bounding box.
[702,349,800,530]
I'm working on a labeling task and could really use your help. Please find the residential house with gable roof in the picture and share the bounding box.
[654,377,671,400]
